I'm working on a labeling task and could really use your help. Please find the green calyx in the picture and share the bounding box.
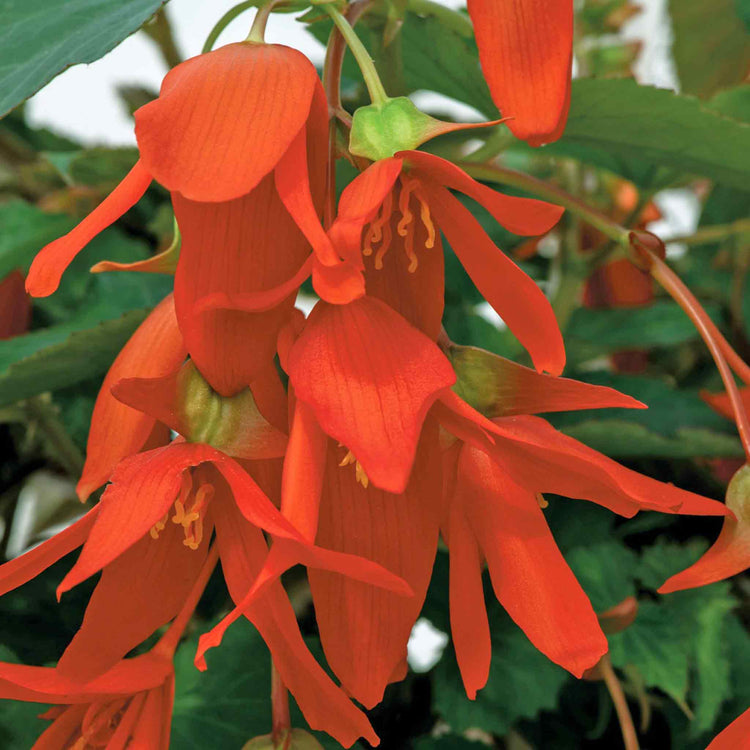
[242,729,324,750]
[349,96,453,161]
[727,464,750,522]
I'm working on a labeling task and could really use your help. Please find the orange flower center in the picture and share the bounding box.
[363,176,436,273]
[150,469,214,550]
[72,697,130,748]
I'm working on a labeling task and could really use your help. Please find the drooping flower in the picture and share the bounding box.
[706,707,750,749]
[25,41,330,395]
[0,650,175,749]
[465,0,574,145]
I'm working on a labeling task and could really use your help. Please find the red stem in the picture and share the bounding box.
[600,655,640,750]
[647,249,750,461]
[271,660,291,746]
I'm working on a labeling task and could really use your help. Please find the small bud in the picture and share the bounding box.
[242,729,325,750]
[628,229,666,270]
[349,96,500,162]
[727,464,750,521]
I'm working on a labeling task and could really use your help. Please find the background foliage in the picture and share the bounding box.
[0,0,748,747]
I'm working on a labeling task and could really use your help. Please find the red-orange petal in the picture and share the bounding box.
[210,496,379,747]
[0,507,98,597]
[57,519,207,682]
[287,297,455,494]
[421,182,565,375]
[77,295,185,501]
[135,43,320,202]
[309,424,442,708]
[706,707,750,750]
[26,160,152,297]
[402,151,564,236]
[466,0,573,145]
[457,445,607,677]
[702,387,750,422]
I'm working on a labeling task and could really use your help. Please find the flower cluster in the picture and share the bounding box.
[0,3,742,748]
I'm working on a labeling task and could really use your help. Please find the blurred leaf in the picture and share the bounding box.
[44,147,140,187]
[413,737,486,749]
[0,309,148,407]
[545,80,750,190]
[636,538,709,590]
[565,542,637,612]
[709,84,750,122]
[669,0,750,98]
[0,0,166,117]
[0,201,74,279]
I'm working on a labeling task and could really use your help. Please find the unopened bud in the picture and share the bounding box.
[242,729,324,750]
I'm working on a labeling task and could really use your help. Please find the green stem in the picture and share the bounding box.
[460,161,630,247]
[202,0,261,53]
[23,396,85,478]
[323,5,389,105]
[247,1,275,42]
[663,218,750,247]
[143,7,183,68]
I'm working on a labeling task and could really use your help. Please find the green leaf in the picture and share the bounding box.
[0,309,149,407]
[636,538,709,590]
[669,0,750,98]
[433,607,567,736]
[0,0,165,117]
[565,542,637,612]
[0,201,74,279]
[709,84,750,122]
[413,736,486,749]
[544,80,750,190]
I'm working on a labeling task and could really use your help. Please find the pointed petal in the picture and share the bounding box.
[0,508,98,597]
[458,445,607,677]
[309,423,441,708]
[707,708,750,750]
[61,443,221,594]
[448,344,645,417]
[338,158,403,223]
[77,295,185,501]
[445,497,491,699]
[485,415,731,518]
[210,497,379,748]
[288,297,455,493]
[422,182,565,374]
[702,387,750,422]
[172,173,310,396]
[90,241,179,276]
[0,271,30,339]
[26,160,151,297]
[465,0,574,145]
[135,43,319,201]
[128,684,168,749]
[403,151,564,236]
[57,520,207,682]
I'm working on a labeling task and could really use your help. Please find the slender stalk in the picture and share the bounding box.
[155,544,220,657]
[23,396,85,477]
[664,218,750,247]
[460,161,630,246]
[323,5,389,105]
[407,0,474,37]
[202,0,261,53]
[600,655,640,750]
[247,2,276,43]
[643,247,750,461]
[271,660,291,746]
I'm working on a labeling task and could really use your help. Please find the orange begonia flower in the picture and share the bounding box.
[25,42,329,396]
[0,651,175,749]
[466,0,574,145]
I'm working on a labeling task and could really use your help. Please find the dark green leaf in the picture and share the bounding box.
[0,0,166,117]
[565,542,637,612]
[0,309,148,406]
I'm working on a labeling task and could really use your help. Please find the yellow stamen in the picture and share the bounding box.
[397,179,417,237]
[339,449,370,488]
[416,188,436,249]
[536,493,549,509]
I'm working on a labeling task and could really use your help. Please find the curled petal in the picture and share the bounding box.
[26,161,152,297]
[135,43,320,201]
[288,297,455,493]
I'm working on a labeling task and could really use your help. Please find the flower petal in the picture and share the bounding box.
[172,173,310,396]
[707,708,750,750]
[309,423,441,708]
[457,444,607,677]
[135,43,319,201]
[57,520,207,682]
[421,182,565,375]
[403,151,564,236]
[288,297,455,493]
[77,295,185,501]
[0,507,98,598]
[465,0,573,145]
[26,160,152,297]
[210,496,379,747]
